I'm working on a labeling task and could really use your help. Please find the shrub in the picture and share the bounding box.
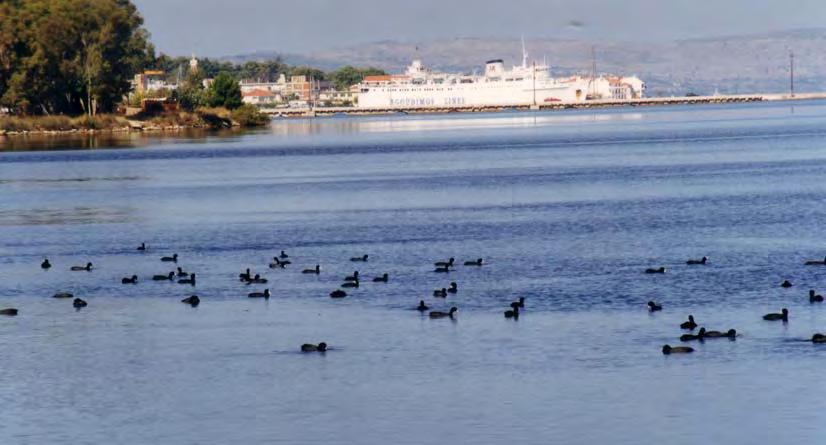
[231,104,270,127]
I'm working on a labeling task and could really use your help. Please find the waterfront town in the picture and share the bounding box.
[132,55,647,112]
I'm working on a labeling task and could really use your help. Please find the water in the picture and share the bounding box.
[4,102,826,444]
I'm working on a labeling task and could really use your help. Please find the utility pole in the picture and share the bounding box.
[790,51,795,98]
[590,45,597,99]
[532,61,536,106]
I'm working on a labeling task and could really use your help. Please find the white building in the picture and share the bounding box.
[242,89,281,105]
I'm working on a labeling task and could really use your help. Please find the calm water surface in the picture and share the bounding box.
[4,102,826,444]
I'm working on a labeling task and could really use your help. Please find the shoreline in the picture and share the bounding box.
[0,106,269,138]
[265,92,826,118]
[2,93,823,138]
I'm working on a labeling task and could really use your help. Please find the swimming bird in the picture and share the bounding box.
[330,290,347,299]
[350,254,369,262]
[70,262,93,271]
[513,297,525,308]
[72,298,88,309]
[137,242,147,251]
[434,266,451,273]
[781,280,793,288]
[41,258,51,269]
[245,274,267,284]
[662,345,694,355]
[812,333,826,343]
[302,265,321,274]
[279,250,289,259]
[763,308,789,322]
[178,273,196,286]
[703,329,737,339]
[648,301,663,312]
[161,254,178,263]
[341,280,359,289]
[239,268,251,281]
[433,288,447,298]
[680,315,697,330]
[810,290,824,303]
[645,267,666,274]
[176,267,189,277]
[464,258,483,266]
[344,271,359,282]
[429,307,458,319]
[504,303,520,319]
[53,292,74,299]
[447,282,458,294]
[434,258,455,268]
[0,308,18,316]
[805,256,826,265]
[301,342,327,352]
[417,300,429,312]
[153,272,175,281]
[273,257,292,267]
[181,295,200,307]
[373,273,389,283]
[248,289,270,299]
[686,256,708,265]
[121,275,138,284]
[680,328,706,342]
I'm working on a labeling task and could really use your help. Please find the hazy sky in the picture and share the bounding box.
[133,0,826,57]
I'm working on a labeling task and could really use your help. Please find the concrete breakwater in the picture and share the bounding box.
[263,93,826,118]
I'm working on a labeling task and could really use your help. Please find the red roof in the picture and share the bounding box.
[243,89,276,97]
[363,75,391,82]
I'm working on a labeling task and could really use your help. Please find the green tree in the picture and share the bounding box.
[173,71,207,112]
[288,66,326,81]
[330,66,386,91]
[0,0,152,115]
[207,72,242,109]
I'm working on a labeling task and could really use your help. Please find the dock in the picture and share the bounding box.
[261,92,826,118]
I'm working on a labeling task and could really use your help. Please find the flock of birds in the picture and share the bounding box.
[6,248,826,354]
[648,255,826,355]
[0,244,509,353]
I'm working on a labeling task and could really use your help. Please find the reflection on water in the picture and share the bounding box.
[0,206,136,226]
[268,111,646,136]
[0,128,244,152]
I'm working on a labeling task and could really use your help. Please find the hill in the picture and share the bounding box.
[226,29,826,95]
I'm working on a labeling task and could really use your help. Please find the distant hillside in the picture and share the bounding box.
[226,29,826,96]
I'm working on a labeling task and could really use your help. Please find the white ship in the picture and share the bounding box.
[357,45,645,109]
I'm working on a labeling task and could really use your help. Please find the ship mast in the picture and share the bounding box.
[521,36,528,69]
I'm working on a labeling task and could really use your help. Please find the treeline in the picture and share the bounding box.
[154,56,386,91]
[0,0,384,117]
[0,0,153,115]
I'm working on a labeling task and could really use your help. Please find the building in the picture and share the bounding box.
[238,74,332,106]
[562,75,646,100]
[239,79,285,95]
[317,86,359,106]
[242,89,282,106]
[133,70,176,94]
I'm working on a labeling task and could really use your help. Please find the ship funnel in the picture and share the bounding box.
[485,59,505,77]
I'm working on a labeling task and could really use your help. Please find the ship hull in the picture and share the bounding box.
[358,80,585,108]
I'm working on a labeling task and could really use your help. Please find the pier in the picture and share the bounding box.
[261,92,826,118]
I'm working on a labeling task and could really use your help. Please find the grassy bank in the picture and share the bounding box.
[0,105,270,135]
